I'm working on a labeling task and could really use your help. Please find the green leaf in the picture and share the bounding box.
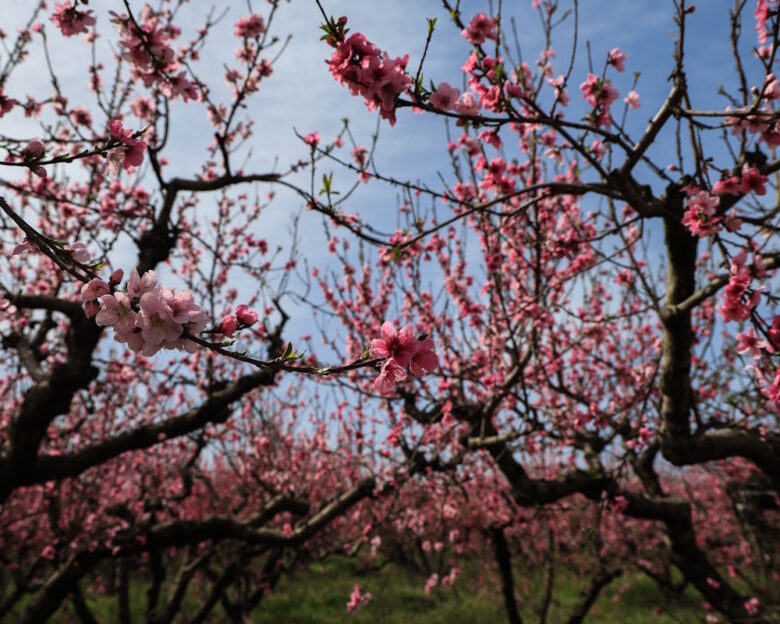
[320,172,333,196]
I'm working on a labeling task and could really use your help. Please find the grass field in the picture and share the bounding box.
[16,556,706,623]
[250,557,704,624]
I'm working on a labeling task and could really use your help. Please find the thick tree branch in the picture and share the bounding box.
[31,370,275,484]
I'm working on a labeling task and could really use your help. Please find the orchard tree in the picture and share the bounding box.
[311,0,779,622]
[0,1,778,623]
[0,2,432,622]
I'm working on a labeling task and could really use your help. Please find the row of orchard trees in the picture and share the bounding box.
[0,0,777,622]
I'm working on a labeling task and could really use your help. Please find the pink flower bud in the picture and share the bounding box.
[23,139,45,159]
[68,242,91,264]
[220,315,238,337]
[235,304,258,326]
[109,268,124,286]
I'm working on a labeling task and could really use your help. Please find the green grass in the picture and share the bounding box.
[251,557,704,624]
[12,556,705,623]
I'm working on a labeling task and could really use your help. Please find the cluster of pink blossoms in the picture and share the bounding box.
[105,119,146,175]
[346,583,372,614]
[682,191,722,236]
[81,269,208,356]
[50,2,96,37]
[718,251,762,323]
[234,13,266,39]
[429,82,461,111]
[370,322,439,396]
[736,319,779,359]
[109,10,197,101]
[461,12,498,45]
[681,165,767,237]
[326,26,411,126]
[580,73,620,127]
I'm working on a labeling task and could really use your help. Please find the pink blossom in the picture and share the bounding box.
[352,145,368,168]
[608,48,626,72]
[234,14,266,39]
[723,209,743,232]
[719,270,756,323]
[681,191,721,237]
[67,242,90,264]
[127,270,158,299]
[410,337,439,377]
[104,148,126,177]
[80,278,110,302]
[461,13,498,45]
[303,132,320,146]
[373,360,407,396]
[326,30,410,126]
[441,567,461,587]
[0,88,17,117]
[580,74,619,108]
[740,164,768,195]
[106,119,146,172]
[114,328,145,353]
[713,176,740,195]
[130,97,156,120]
[765,369,780,403]
[50,2,95,37]
[591,139,606,160]
[160,71,198,102]
[235,304,258,326]
[69,106,92,127]
[768,316,780,351]
[744,597,760,616]
[735,326,767,359]
[370,321,419,367]
[624,90,641,109]
[109,268,124,286]
[424,573,439,595]
[454,92,481,116]
[137,291,181,346]
[429,82,460,110]
[160,288,208,333]
[96,293,136,335]
[346,583,372,614]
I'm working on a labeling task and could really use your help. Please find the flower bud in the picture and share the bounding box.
[23,139,45,159]
[235,304,258,326]
[220,315,238,337]
[109,268,124,286]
